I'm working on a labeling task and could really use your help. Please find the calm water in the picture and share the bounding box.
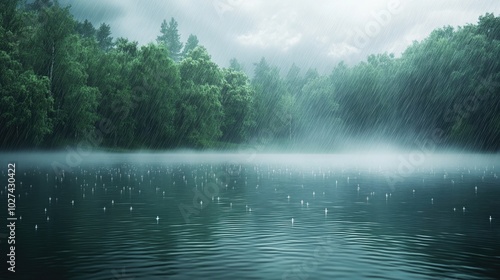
[1,152,499,280]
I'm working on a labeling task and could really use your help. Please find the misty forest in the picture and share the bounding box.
[3,1,500,280]
[2,0,500,151]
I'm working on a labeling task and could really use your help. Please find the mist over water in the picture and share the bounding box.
[1,151,499,279]
[2,150,499,170]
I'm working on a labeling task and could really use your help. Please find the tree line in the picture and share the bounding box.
[1,0,499,151]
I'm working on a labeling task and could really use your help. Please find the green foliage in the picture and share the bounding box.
[181,34,199,59]
[177,46,223,147]
[180,46,222,86]
[229,58,244,72]
[176,82,223,147]
[96,23,113,51]
[252,58,290,141]
[476,13,500,41]
[1,3,499,151]
[76,19,95,39]
[130,43,180,148]
[26,2,74,86]
[0,0,53,148]
[26,0,53,11]
[220,68,255,142]
[86,38,136,147]
[157,18,183,62]
[0,60,53,147]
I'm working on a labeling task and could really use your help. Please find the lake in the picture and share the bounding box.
[1,152,499,279]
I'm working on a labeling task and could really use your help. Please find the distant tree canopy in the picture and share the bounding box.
[157,17,183,62]
[1,1,499,151]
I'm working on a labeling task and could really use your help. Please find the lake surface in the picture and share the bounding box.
[1,152,499,279]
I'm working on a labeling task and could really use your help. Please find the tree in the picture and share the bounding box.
[298,76,340,146]
[220,68,255,143]
[115,37,138,57]
[177,46,223,147]
[157,18,183,62]
[0,0,22,44]
[30,3,74,86]
[176,83,223,147]
[476,13,500,41]
[0,0,53,148]
[96,23,113,51]
[181,34,198,59]
[285,63,303,97]
[2,4,500,152]
[179,46,222,86]
[251,58,290,141]
[50,34,101,142]
[26,0,53,11]
[229,58,244,72]
[0,56,53,148]
[76,19,95,39]
[86,37,137,148]
[129,43,180,148]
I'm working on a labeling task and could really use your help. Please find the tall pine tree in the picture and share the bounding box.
[157,18,183,62]
[181,34,198,59]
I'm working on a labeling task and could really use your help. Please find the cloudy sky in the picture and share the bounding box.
[60,0,500,75]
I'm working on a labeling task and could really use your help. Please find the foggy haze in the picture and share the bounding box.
[60,0,500,75]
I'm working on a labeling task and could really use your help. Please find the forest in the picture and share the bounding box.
[1,0,499,151]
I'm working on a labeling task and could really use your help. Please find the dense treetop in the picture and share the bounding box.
[1,0,499,151]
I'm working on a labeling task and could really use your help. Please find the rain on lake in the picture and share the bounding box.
[1,153,499,279]
[2,0,500,279]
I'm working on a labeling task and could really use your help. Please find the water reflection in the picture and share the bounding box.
[0,152,498,279]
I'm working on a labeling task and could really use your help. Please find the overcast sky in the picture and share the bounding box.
[60,0,500,75]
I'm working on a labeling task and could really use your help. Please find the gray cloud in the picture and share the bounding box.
[63,0,125,25]
[61,0,500,75]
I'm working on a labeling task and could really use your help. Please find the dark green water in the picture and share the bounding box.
[0,153,499,279]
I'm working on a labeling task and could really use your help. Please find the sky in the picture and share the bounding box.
[60,0,500,76]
